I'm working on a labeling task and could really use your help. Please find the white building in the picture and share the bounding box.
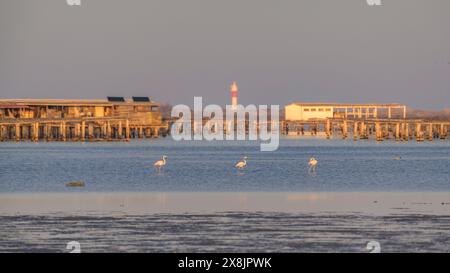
[285,102,406,121]
[285,103,333,121]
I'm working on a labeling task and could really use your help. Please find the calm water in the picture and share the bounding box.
[1,137,449,193]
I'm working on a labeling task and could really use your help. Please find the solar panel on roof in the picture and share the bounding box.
[107,97,125,102]
[132,97,150,102]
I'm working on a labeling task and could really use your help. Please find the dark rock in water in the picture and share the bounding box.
[65,181,85,187]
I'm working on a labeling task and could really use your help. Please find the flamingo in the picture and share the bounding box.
[235,156,248,170]
[308,157,318,173]
[154,155,167,171]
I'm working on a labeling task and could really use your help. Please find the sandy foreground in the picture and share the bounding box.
[1,192,450,215]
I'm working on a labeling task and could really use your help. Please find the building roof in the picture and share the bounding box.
[288,102,406,107]
[0,98,159,107]
[0,105,30,109]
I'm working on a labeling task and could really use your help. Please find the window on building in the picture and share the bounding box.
[303,108,310,112]
[311,108,316,112]
[318,108,324,112]
[325,108,331,111]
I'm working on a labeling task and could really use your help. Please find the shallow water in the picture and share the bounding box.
[0,138,449,192]
[1,212,450,252]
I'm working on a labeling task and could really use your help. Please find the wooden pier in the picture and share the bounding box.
[1,98,448,142]
[0,97,168,142]
[0,117,168,142]
[283,118,449,141]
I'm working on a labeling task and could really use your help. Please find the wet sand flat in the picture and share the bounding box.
[1,192,450,215]
[2,192,450,252]
[1,211,450,252]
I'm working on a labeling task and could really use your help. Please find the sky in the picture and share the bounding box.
[1,0,449,109]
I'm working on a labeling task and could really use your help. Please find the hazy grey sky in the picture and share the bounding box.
[1,0,449,109]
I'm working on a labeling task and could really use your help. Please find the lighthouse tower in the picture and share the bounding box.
[230,81,238,109]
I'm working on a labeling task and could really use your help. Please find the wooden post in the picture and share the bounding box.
[0,125,4,141]
[106,122,111,139]
[400,123,405,140]
[360,121,366,139]
[75,123,81,141]
[15,124,21,141]
[415,123,421,140]
[440,124,446,139]
[366,122,369,138]
[153,127,159,138]
[139,126,143,139]
[81,121,86,141]
[41,124,45,141]
[46,124,51,141]
[100,123,105,139]
[118,121,123,139]
[32,123,38,142]
[125,120,130,140]
[353,121,358,140]
[63,122,67,141]
[325,119,331,139]
[342,120,348,139]
[428,123,433,141]
[3,125,8,141]
[384,123,389,139]
[404,123,409,141]
[395,123,400,140]
[375,122,380,141]
[60,122,66,141]
[88,123,94,139]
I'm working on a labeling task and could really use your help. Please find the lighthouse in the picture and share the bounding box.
[230,81,238,109]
